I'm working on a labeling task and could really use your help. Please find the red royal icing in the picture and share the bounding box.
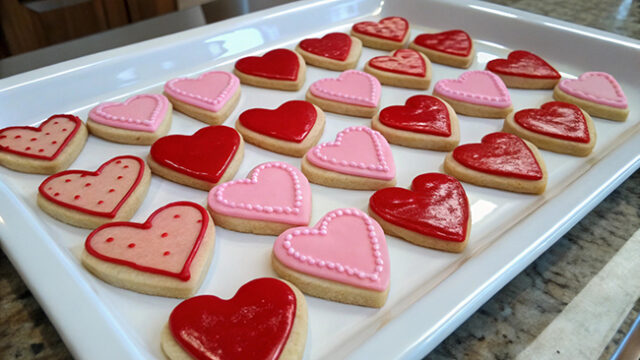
[38,155,145,218]
[453,132,543,180]
[85,201,208,280]
[235,49,300,81]
[299,32,352,61]
[352,16,409,42]
[239,100,317,143]
[486,50,560,79]
[514,102,589,143]
[149,126,240,184]
[369,173,469,242]
[379,95,451,136]
[0,114,82,161]
[369,49,426,77]
[413,30,472,57]
[169,278,296,360]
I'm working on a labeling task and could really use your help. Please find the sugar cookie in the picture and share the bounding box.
[410,30,474,68]
[486,50,561,89]
[351,16,410,50]
[296,32,362,71]
[364,49,431,90]
[234,49,306,91]
[306,70,381,118]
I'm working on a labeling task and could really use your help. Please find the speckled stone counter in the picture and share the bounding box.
[1,1,638,359]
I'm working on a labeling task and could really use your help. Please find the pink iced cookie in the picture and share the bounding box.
[272,208,390,307]
[554,71,629,121]
[433,70,513,118]
[164,70,241,125]
[301,126,396,190]
[87,94,172,145]
[82,201,216,298]
[208,161,312,235]
[306,70,381,118]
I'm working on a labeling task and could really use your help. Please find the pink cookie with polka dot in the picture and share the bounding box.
[37,155,152,229]
[553,71,629,121]
[301,126,396,190]
[272,208,390,308]
[81,201,216,298]
[87,94,173,145]
[208,161,311,236]
[306,70,382,118]
[0,114,88,174]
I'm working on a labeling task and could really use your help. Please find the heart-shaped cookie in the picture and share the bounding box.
[309,70,381,107]
[352,16,409,42]
[379,95,451,136]
[89,94,170,132]
[515,102,589,142]
[164,71,240,113]
[164,278,305,360]
[38,155,149,228]
[208,162,311,234]
[149,125,243,189]
[487,50,560,79]
[369,173,470,252]
[235,49,301,81]
[239,100,317,143]
[557,72,627,109]
[0,114,82,161]
[368,49,426,77]
[434,70,511,108]
[299,33,352,61]
[413,30,472,57]
[272,208,390,307]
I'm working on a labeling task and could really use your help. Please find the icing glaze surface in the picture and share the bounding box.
[0,114,81,160]
[452,132,543,180]
[85,201,208,280]
[369,173,469,242]
[486,50,560,79]
[38,155,145,217]
[413,30,472,57]
[369,49,426,77]
[164,71,239,112]
[208,161,311,225]
[299,32,352,61]
[169,278,296,360]
[514,102,590,143]
[89,94,169,132]
[238,100,317,143]
[273,208,390,291]
[378,95,451,136]
[235,49,300,81]
[149,126,240,184]
[306,126,395,180]
[558,72,628,109]
[434,70,512,108]
[352,16,409,42]
[309,70,381,107]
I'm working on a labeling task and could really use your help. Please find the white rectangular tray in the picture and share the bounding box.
[1,0,639,359]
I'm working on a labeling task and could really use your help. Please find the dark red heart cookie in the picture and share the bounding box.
[486,50,560,79]
[452,132,543,180]
[299,33,352,61]
[239,100,317,143]
[369,173,469,243]
[168,278,298,360]
[514,102,589,142]
[368,49,426,77]
[413,30,472,57]
[352,16,409,42]
[235,49,300,81]
[149,125,241,184]
[378,95,451,136]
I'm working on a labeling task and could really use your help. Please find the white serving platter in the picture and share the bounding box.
[1,0,639,359]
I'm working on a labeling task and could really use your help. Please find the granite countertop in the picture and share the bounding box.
[1,0,639,359]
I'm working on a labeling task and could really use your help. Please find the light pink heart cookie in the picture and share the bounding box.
[306,126,395,180]
[434,70,511,108]
[89,94,170,132]
[273,208,390,291]
[208,161,311,226]
[557,72,627,109]
[164,71,240,112]
[309,70,381,107]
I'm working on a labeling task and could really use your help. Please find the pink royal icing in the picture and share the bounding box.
[309,70,381,108]
[434,70,512,108]
[208,162,311,225]
[0,115,81,160]
[273,208,390,291]
[89,94,169,132]
[558,72,628,109]
[164,71,240,112]
[306,126,395,180]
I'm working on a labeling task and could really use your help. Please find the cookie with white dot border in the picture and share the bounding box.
[306,70,381,118]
